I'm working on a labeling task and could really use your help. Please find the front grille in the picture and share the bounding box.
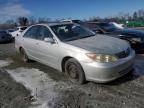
[115,48,130,59]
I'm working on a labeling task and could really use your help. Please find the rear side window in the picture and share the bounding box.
[23,26,38,39]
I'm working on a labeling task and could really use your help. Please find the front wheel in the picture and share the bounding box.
[65,58,86,84]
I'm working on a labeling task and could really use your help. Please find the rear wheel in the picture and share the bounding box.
[20,48,30,63]
[65,58,86,84]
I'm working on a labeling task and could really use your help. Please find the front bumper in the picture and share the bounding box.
[80,50,135,83]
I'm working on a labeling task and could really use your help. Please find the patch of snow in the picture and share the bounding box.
[0,60,12,67]
[7,68,61,108]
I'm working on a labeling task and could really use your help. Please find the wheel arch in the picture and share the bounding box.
[61,56,73,72]
[61,56,84,73]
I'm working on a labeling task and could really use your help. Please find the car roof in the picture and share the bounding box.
[35,22,74,27]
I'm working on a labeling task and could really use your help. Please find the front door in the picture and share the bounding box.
[34,26,59,68]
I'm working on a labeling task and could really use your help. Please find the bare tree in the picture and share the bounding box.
[37,17,51,24]
[133,12,138,20]
[137,9,144,20]
[29,16,37,25]
[18,17,29,26]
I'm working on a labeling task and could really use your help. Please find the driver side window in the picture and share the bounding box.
[38,26,53,40]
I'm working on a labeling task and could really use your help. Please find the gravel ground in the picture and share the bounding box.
[0,43,144,108]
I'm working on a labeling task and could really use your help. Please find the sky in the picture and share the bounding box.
[0,0,144,22]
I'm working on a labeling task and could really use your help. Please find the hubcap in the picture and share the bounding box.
[67,63,78,80]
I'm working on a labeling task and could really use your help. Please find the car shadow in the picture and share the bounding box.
[0,41,14,44]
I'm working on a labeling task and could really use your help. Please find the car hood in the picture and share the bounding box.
[66,35,129,54]
[114,28,144,38]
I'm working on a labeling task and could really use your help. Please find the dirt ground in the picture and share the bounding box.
[0,43,144,108]
[0,69,32,108]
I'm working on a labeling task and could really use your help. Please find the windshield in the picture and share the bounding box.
[97,23,122,32]
[51,24,95,41]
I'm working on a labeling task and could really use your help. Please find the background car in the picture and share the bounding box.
[0,30,13,43]
[15,23,135,84]
[7,29,15,34]
[90,22,144,53]
[11,26,27,37]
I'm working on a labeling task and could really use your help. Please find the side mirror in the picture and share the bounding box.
[44,37,55,43]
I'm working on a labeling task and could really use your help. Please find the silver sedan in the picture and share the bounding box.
[15,23,135,84]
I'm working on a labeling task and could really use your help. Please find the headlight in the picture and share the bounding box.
[86,53,118,63]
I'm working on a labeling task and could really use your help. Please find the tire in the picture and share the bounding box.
[20,48,30,63]
[65,58,86,84]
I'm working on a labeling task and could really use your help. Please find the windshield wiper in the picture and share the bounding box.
[77,34,95,39]
[64,34,95,41]
[65,34,95,42]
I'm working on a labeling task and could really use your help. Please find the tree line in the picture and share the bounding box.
[0,17,53,30]
[0,9,144,30]
[89,9,144,22]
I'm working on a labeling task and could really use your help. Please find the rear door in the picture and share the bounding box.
[22,26,41,59]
